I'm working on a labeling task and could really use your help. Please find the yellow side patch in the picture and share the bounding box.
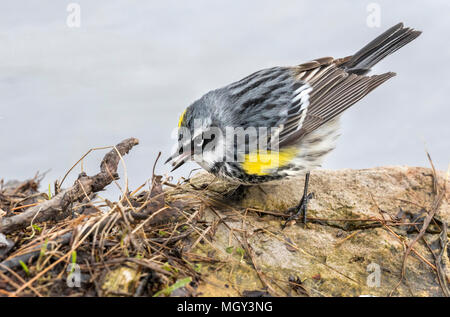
[242,148,298,176]
[178,109,187,128]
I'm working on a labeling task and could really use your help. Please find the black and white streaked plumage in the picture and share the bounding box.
[167,23,422,186]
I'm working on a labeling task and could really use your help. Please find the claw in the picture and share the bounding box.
[282,172,313,229]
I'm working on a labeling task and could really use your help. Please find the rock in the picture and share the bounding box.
[101,266,140,296]
[183,166,449,297]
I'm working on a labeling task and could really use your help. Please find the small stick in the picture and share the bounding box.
[0,138,139,234]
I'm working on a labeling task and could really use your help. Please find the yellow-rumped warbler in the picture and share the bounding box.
[166,23,421,225]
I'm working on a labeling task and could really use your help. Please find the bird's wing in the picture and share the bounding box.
[278,57,396,146]
[220,59,394,150]
[221,66,303,151]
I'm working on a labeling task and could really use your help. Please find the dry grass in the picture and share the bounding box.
[0,141,208,297]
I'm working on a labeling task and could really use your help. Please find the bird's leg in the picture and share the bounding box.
[223,184,249,202]
[282,172,313,228]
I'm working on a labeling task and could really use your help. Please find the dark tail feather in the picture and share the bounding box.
[342,22,422,75]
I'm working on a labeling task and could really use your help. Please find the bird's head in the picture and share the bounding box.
[165,96,224,173]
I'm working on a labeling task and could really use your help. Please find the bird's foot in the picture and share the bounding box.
[282,171,313,229]
[222,184,249,202]
[282,192,314,229]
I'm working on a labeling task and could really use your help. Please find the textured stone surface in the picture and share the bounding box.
[101,266,140,296]
[187,166,449,297]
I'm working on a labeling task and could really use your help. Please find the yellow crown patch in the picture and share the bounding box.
[178,109,187,128]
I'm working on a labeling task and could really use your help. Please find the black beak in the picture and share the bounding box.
[164,155,174,165]
[165,149,191,172]
[170,159,187,172]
